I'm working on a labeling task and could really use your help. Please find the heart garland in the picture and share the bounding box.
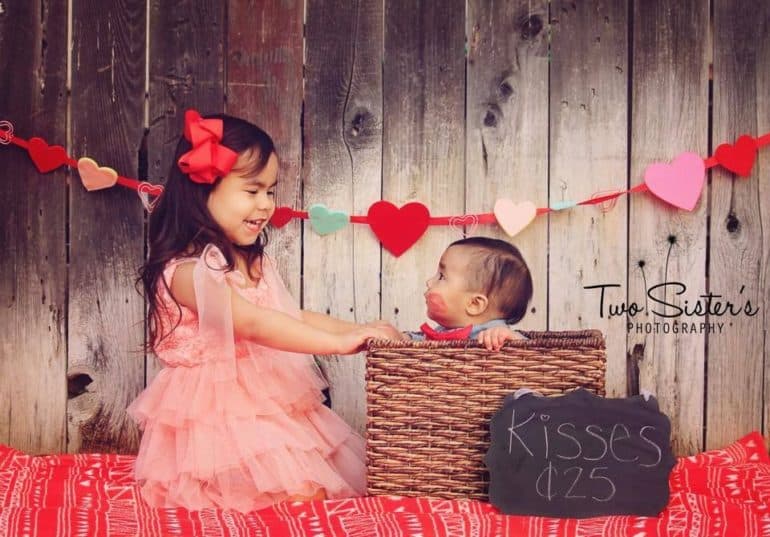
[2,124,166,202]
[2,121,768,256]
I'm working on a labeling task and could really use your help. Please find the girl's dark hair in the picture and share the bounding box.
[138,114,276,349]
[449,236,533,324]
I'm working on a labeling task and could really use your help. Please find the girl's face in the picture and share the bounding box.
[206,151,278,246]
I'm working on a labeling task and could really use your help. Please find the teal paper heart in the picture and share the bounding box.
[550,200,577,211]
[309,204,349,236]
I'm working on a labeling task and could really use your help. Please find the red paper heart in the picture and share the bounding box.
[714,135,757,177]
[28,137,68,173]
[367,201,430,257]
[270,207,294,228]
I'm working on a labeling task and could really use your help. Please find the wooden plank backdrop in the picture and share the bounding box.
[629,0,709,455]
[146,1,227,382]
[465,0,548,333]
[549,0,628,398]
[0,0,68,454]
[0,0,767,457]
[304,0,383,431]
[708,0,769,450]
[227,0,304,299]
[67,0,147,454]
[382,0,467,335]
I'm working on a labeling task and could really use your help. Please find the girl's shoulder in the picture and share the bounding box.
[157,245,211,299]
[156,245,228,311]
[162,244,275,291]
[162,253,199,284]
[157,256,198,307]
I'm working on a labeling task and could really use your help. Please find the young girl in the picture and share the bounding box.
[127,110,388,513]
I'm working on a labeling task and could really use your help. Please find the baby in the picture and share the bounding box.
[378,237,533,350]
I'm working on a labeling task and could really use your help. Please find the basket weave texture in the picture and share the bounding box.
[365,330,606,500]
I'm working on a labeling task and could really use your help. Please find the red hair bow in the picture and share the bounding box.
[177,110,238,184]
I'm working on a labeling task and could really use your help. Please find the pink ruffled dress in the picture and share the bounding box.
[127,245,366,512]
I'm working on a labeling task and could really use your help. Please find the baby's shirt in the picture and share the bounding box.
[405,319,525,341]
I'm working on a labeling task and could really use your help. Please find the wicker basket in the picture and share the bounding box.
[365,330,606,500]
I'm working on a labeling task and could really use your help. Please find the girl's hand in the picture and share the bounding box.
[477,326,522,351]
[365,320,406,341]
[335,326,392,354]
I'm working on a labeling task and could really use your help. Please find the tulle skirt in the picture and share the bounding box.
[127,354,366,513]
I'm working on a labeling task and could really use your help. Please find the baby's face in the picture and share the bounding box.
[424,246,476,327]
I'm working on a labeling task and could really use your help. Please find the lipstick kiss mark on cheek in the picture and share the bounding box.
[425,292,447,315]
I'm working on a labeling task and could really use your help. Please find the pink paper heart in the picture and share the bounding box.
[643,152,705,211]
[493,199,537,238]
[77,157,118,191]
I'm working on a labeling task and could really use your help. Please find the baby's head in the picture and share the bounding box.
[150,112,278,259]
[424,237,533,328]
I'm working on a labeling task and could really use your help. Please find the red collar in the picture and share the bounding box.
[419,322,473,340]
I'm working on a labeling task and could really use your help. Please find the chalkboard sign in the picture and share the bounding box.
[485,388,676,518]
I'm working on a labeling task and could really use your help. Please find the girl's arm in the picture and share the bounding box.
[170,263,383,355]
[302,310,405,340]
[300,309,359,334]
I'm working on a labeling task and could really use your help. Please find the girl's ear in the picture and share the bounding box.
[465,293,489,317]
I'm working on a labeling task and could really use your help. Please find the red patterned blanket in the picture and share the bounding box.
[1,432,769,536]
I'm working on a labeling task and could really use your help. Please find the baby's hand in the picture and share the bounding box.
[477,326,521,351]
[365,320,406,341]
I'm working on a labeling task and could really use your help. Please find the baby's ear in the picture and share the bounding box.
[466,293,489,316]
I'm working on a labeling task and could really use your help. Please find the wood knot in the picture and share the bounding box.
[498,81,514,99]
[726,212,740,233]
[350,113,367,137]
[483,103,502,128]
[67,373,93,399]
[521,15,543,40]
[483,110,498,127]
[345,108,378,146]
